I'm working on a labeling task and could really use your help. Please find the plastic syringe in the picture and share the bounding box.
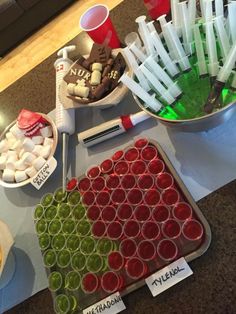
[178,1,193,55]
[214,15,230,61]
[205,21,219,78]
[54,45,76,191]
[193,24,208,76]
[77,111,151,147]
[228,1,236,44]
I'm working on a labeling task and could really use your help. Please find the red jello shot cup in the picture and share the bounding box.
[162,219,181,240]
[130,160,146,175]
[81,273,100,294]
[126,257,148,280]
[152,205,170,223]
[91,177,106,192]
[147,159,165,175]
[81,191,96,206]
[86,205,101,221]
[106,221,123,240]
[111,188,126,204]
[133,204,151,222]
[101,205,117,222]
[100,159,114,174]
[120,174,136,189]
[172,202,193,222]
[101,271,123,294]
[134,137,149,149]
[137,174,154,190]
[111,150,124,162]
[143,189,160,206]
[77,177,91,192]
[123,220,140,238]
[141,145,158,161]
[108,251,125,271]
[156,172,174,190]
[127,188,143,205]
[86,165,101,179]
[137,240,156,261]
[161,188,180,206]
[96,191,110,206]
[157,239,178,263]
[106,174,120,190]
[117,203,133,221]
[124,147,139,162]
[119,238,137,258]
[142,221,160,240]
[91,220,106,238]
[114,160,129,176]
[182,219,204,243]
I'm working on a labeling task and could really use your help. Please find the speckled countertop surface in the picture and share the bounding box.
[2,0,236,313]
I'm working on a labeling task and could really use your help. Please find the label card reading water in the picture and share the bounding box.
[31,157,57,190]
[83,292,126,314]
[145,257,193,297]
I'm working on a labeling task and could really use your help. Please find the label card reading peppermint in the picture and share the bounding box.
[145,257,193,297]
[31,157,57,190]
[83,292,126,314]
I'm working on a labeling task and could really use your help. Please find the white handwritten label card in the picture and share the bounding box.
[145,257,193,297]
[31,157,57,190]
[83,292,126,314]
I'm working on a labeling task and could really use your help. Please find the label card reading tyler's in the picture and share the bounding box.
[31,157,57,190]
[83,292,126,314]
[145,257,193,297]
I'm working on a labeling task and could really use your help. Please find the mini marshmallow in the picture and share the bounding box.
[2,169,15,182]
[74,86,90,98]
[7,138,18,150]
[11,139,23,152]
[19,148,25,159]
[5,132,16,142]
[40,126,52,138]
[0,140,9,153]
[0,155,7,170]
[44,137,54,147]
[22,137,35,152]
[25,166,37,178]
[15,170,28,183]
[33,156,46,171]
[6,156,18,171]
[10,124,24,139]
[22,152,36,165]
[40,145,51,159]
[15,159,27,171]
[32,145,43,157]
[6,150,18,159]
[67,83,76,95]
[32,136,44,145]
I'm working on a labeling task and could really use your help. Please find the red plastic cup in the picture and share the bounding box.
[123,220,140,238]
[157,239,178,262]
[100,159,114,174]
[144,189,160,206]
[91,220,106,238]
[111,188,126,204]
[96,191,110,206]
[66,177,78,191]
[77,177,91,192]
[106,221,123,240]
[91,177,106,192]
[152,205,170,223]
[143,0,171,20]
[111,150,124,162]
[182,219,204,242]
[134,137,149,149]
[172,202,193,222]
[101,205,116,222]
[147,159,165,175]
[124,147,139,162]
[156,172,174,190]
[161,188,180,206]
[142,221,160,240]
[86,165,101,179]
[108,251,124,271]
[119,238,137,258]
[114,160,129,176]
[106,174,120,189]
[127,188,143,205]
[126,257,147,279]
[162,219,181,239]
[117,203,133,221]
[101,271,123,293]
[133,204,151,222]
[137,174,154,190]
[81,191,95,206]
[120,174,136,189]
[79,4,120,48]
[130,160,146,175]
[82,273,99,294]
[141,145,158,161]
[137,240,156,261]
[86,205,101,221]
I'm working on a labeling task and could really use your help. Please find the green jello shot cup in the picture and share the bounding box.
[65,271,81,291]
[66,234,80,252]
[58,203,71,220]
[71,204,86,221]
[35,219,47,235]
[48,219,62,235]
[57,249,71,268]
[44,205,57,221]
[96,238,113,256]
[54,187,68,203]
[86,253,103,273]
[52,234,66,251]
[38,233,51,250]
[62,219,76,235]
[80,237,96,255]
[43,249,57,268]
[77,220,91,237]
[34,204,44,220]
[41,193,54,207]
[54,294,71,314]
[68,190,81,206]
[48,271,63,292]
[71,252,86,272]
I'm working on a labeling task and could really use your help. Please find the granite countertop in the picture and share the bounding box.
[2,0,236,313]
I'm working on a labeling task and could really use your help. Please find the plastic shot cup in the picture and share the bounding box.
[48,219,62,236]
[124,147,139,162]
[72,203,86,221]
[108,251,125,271]
[133,204,151,222]
[106,174,120,189]
[80,236,96,255]
[143,189,160,206]
[52,234,66,251]
[152,205,170,223]
[172,202,193,222]
[120,174,136,189]
[107,221,123,240]
[34,204,44,220]
[111,189,126,204]
[156,172,174,190]
[86,165,101,179]
[100,159,114,174]
[96,238,113,256]
[66,234,80,252]
[123,220,140,238]
[111,150,124,162]
[81,273,100,294]
[91,177,106,192]
[157,239,178,262]
[65,271,81,291]
[81,191,96,207]
[35,219,47,235]
[54,294,71,314]
[137,240,156,261]
[137,174,154,190]
[162,219,181,240]
[54,187,68,203]
[62,219,76,235]
[43,249,57,268]
[86,205,101,221]
[114,160,129,176]
[77,177,91,192]
[58,203,71,220]
[142,221,160,240]
[38,233,51,250]
[44,205,57,221]
[48,271,63,292]
[68,190,81,206]
[71,252,86,272]
[161,188,180,206]
[117,203,133,221]
[134,137,149,149]
[101,205,117,222]
[41,193,54,207]
[127,188,143,205]
[57,249,71,268]
[95,191,110,207]
[119,238,137,258]
[79,4,120,48]
[182,219,204,245]
[130,160,146,175]
[86,253,103,273]
[76,220,91,237]
[66,177,78,191]
[91,220,106,238]
[101,271,123,293]
[141,145,158,161]
[147,159,165,175]
[126,257,147,280]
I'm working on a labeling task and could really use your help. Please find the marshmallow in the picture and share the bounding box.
[6,156,18,171]
[0,140,9,153]
[6,150,18,159]
[19,148,25,159]
[11,139,23,152]
[33,156,46,171]
[2,169,15,182]
[32,136,44,145]
[40,145,51,159]
[22,137,35,152]
[90,63,102,85]
[32,145,43,157]
[10,124,24,139]
[40,126,52,138]
[67,83,76,95]
[0,155,7,170]
[22,152,36,165]
[44,137,54,147]
[25,166,37,178]
[5,132,16,142]
[15,170,27,183]
[7,138,18,150]
[15,159,27,171]
[74,86,90,98]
